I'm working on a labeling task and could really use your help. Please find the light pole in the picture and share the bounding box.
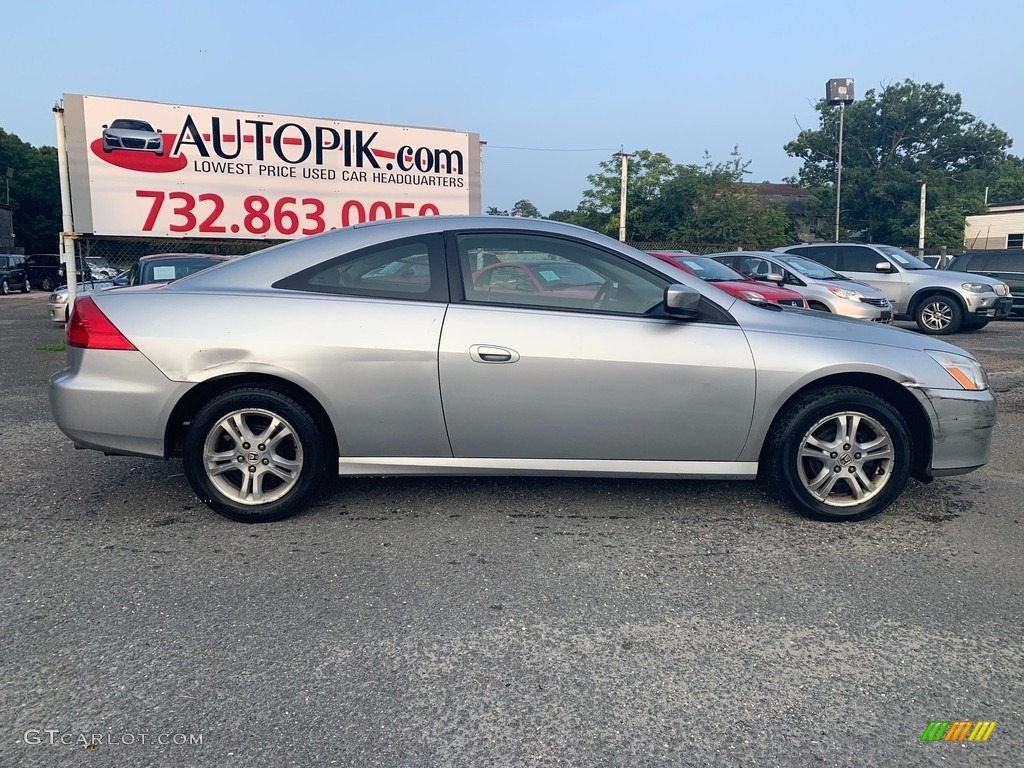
[4,168,12,205]
[826,78,854,242]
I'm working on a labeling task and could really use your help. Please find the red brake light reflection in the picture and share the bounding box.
[66,296,137,350]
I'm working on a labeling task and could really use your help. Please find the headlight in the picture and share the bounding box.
[961,282,994,294]
[50,293,66,303]
[926,350,988,391]
[826,285,862,301]
[738,290,767,303]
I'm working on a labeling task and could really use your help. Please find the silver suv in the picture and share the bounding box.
[711,250,892,322]
[775,243,1012,334]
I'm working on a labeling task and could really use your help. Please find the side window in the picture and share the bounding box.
[991,252,1024,272]
[456,233,669,315]
[841,246,884,272]
[741,257,775,279]
[792,246,839,269]
[963,253,993,270]
[1007,234,1023,249]
[273,234,447,302]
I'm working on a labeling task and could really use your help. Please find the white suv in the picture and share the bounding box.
[775,243,1012,334]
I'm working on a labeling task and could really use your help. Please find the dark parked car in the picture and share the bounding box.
[25,254,94,291]
[0,254,31,295]
[123,253,230,286]
[946,249,1024,317]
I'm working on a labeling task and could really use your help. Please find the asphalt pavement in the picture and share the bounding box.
[2,291,1021,767]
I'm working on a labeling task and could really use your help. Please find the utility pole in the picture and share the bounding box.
[615,150,631,242]
[918,181,927,258]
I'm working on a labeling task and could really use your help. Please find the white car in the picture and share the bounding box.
[48,275,122,323]
[101,118,164,156]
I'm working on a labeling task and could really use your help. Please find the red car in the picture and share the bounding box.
[647,251,809,308]
[471,260,603,301]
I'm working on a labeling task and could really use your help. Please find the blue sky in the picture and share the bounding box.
[4,0,1022,215]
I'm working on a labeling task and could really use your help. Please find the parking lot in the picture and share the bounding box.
[2,290,1022,767]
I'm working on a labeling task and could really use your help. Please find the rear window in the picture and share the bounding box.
[272,234,448,302]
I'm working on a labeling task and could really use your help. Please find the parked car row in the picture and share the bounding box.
[774,243,1012,335]
[47,253,232,322]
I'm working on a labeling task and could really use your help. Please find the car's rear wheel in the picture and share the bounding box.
[183,387,326,523]
[915,293,963,334]
[765,386,912,522]
[21,278,30,293]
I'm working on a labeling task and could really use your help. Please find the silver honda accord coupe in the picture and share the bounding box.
[49,217,996,524]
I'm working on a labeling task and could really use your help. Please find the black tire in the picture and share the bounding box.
[0,279,9,295]
[183,387,327,523]
[21,278,30,293]
[960,321,989,333]
[764,386,912,522]
[914,293,963,334]
[41,276,54,292]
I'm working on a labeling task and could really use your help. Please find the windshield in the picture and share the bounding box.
[877,245,932,270]
[677,256,747,282]
[109,119,155,132]
[774,254,843,280]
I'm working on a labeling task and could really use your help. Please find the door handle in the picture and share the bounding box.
[469,344,520,364]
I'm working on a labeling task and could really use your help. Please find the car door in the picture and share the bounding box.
[438,231,757,461]
[988,252,1024,301]
[835,246,909,308]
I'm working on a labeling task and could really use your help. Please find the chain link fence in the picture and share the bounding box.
[72,235,283,281]
[627,241,779,255]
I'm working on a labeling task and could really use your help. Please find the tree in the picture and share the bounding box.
[0,129,61,253]
[510,200,542,218]
[785,80,1012,246]
[573,147,793,244]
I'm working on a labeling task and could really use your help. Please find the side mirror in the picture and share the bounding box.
[875,261,894,273]
[664,283,701,319]
[101,124,108,129]
[157,129,163,133]
[112,275,130,286]
[765,272,785,286]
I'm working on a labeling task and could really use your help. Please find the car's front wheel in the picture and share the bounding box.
[41,276,54,292]
[915,294,963,334]
[765,386,912,522]
[183,387,327,523]
[0,279,9,295]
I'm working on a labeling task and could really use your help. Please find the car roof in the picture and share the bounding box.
[138,253,231,263]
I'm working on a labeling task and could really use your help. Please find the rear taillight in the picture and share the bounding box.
[66,296,137,350]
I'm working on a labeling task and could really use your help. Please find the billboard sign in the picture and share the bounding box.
[61,94,482,239]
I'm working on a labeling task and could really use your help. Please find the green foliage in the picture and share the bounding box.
[563,147,794,244]
[785,79,1014,246]
[0,130,61,253]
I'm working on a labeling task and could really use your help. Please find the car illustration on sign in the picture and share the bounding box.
[101,118,164,155]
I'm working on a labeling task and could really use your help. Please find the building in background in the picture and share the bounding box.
[964,200,1024,249]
